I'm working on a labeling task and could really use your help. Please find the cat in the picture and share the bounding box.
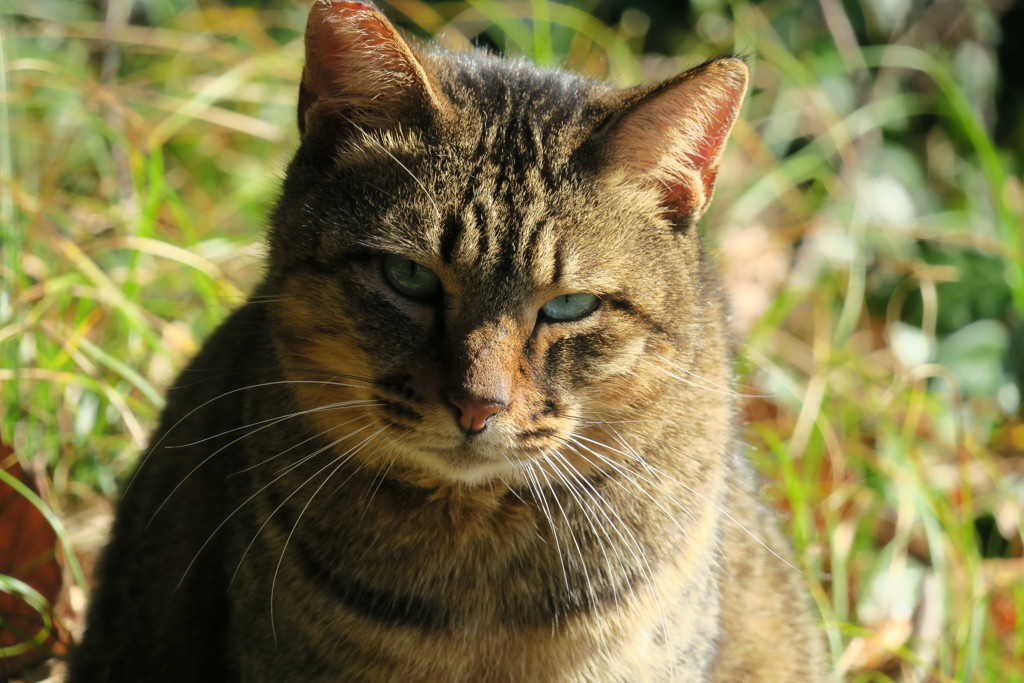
[69,1,829,680]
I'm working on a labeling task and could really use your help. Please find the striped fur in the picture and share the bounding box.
[71,2,829,681]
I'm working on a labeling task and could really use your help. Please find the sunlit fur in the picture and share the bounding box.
[71,2,829,681]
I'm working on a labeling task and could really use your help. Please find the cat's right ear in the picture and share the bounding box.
[299,1,447,137]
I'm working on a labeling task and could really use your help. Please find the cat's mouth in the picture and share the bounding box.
[353,372,584,484]
[380,420,570,486]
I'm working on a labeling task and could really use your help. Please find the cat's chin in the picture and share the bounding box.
[400,444,527,487]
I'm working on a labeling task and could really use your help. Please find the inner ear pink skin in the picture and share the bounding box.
[606,59,749,222]
[299,0,445,134]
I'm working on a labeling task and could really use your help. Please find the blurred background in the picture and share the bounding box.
[1,0,1022,679]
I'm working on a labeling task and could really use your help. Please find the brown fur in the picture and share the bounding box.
[70,1,830,680]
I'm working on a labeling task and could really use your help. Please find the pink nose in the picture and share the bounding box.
[448,396,506,435]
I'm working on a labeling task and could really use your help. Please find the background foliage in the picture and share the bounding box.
[1,0,1022,679]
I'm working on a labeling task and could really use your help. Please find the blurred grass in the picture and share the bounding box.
[2,0,1023,679]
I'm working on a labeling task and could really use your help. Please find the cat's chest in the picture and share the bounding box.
[229,469,570,612]
[220,461,722,680]
[226,535,720,683]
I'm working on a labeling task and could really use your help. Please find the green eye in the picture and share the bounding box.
[383,255,441,300]
[541,293,599,321]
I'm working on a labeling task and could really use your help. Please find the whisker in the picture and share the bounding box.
[597,426,798,572]
[126,378,378,495]
[228,420,384,590]
[171,399,381,448]
[360,445,401,519]
[546,447,673,677]
[520,461,572,620]
[543,452,625,591]
[542,455,618,662]
[651,353,776,399]
[277,367,380,385]
[348,119,441,223]
[534,453,598,620]
[269,426,387,644]
[565,433,697,537]
[233,413,377,476]
[326,428,413,502]
[580,417,784,514]
[549,448,653,587]
[176,416,378,590]
[147,399,382,526]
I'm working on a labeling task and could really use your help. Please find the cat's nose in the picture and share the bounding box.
[447,395,506,435]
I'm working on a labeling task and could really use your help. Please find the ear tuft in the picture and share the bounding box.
[605,58,749,225]
[299,0,445,136]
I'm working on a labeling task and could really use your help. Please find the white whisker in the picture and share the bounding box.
[176,416,378,590]
[599,426,798,572]
[147,400,382,526]
[170,399,381,447]
[269,426,387,644]
[126,378,376,495]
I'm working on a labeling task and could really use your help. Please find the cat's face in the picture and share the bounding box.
[265,1,747,486]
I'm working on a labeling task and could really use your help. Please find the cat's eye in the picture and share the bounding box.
[383,255,441,300]
[541,293,600,321]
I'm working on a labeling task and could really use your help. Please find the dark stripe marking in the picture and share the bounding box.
[292,538,452,631]
[438,214,464,264]
[374,396,423,421]
[473,202,490,263]
[608,298,669,337]
[524,218,547,271]
[517,427,557,439]
[551,241,565,286]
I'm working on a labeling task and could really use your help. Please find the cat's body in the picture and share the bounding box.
[70,2,828,680]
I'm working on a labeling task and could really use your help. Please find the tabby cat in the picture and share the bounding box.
[70,1,829,680]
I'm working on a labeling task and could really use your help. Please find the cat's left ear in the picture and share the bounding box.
[603,57,749,227]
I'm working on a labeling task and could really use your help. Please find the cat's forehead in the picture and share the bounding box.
[439,53,610,118]
[437,53,614,162]
[363,167,641,298]
[352,136,654,299]
[318,55,673,300]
